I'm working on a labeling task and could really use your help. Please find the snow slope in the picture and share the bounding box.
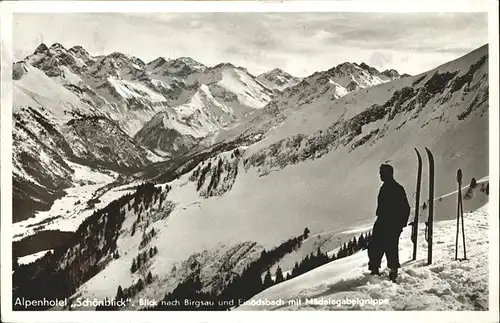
[18,250,54,265]
[12,162,119,241]
[13,61,100,123]
[237,204,490,311]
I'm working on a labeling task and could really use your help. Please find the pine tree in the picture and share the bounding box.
[137,255,142,270]
[260,250,268,264]
[303,227,310,239]
[137,278,144,291]
[292,262,299,277]
[470,177,477,189]
[131,259,137,273]
[263,269,273,287]
[147,271,153,284]
[358,233,366,250]
[116,285,124,300]
[275,266,284,284]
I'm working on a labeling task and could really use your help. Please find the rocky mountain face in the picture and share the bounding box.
[133,85,236,156]
[147,56,207,81]
[257,68,302,91]
[133,61,279,155]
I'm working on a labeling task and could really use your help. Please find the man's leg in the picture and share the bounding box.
[386,228,403,281]
[368,221,384,274]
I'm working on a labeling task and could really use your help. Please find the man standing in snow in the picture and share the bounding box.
[368,164,410,282]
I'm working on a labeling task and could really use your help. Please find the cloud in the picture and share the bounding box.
[12,12,488,77]
[368,52,394,71]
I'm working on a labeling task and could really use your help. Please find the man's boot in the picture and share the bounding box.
[389,269,398,282]
[370,267,381,276]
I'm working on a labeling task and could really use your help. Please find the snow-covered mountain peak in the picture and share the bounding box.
[147,57,168,69]
[68,46,94,65]
[26,43,93,77]
[381,68,401,80]
[268,68,287,74]
[175,56,206,68]
[107,52,145,68]
[86,53,151,85]
[357,62,381,75]
[134,81,238,154]
[312,60,402,90]
[33,43,49,55]
[188,64,274,111]
[213,62,237,70]
[329,61,364,76]
[257,68,302,91]
[69,45,89,54]
[146,56,206,80]
[49,42,68,54]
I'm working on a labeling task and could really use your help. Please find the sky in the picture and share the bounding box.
[12,12,488,77]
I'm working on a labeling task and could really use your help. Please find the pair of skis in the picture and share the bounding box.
[410,147,434,265]
[410,148,467,265]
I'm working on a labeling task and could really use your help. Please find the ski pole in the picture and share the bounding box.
[455,169,462,260]
[460,182,467,260]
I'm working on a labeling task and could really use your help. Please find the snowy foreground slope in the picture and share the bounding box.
[238,204,490,311]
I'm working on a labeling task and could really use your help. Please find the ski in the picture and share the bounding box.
[455,169,467,260]
[425,147,435,265]
[411,148,423,261]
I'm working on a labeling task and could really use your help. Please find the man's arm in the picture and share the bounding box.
[376,186,384,217]
[399,186,411,227]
